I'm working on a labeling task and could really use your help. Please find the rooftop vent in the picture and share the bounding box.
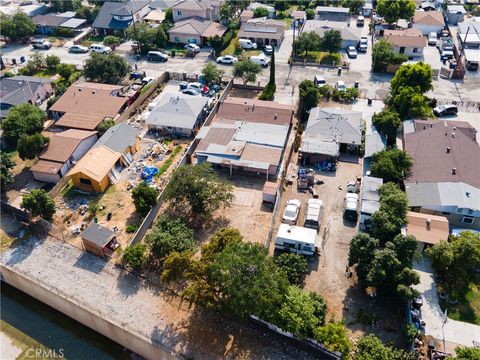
[452,168,457,175]
[446,147,451,153]
[274,113,277,120]
[426,218,431,230]
[452,132,456,138]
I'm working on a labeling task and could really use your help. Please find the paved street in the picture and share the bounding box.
[413,259,480,348]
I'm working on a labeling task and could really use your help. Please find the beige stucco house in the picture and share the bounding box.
[171,0,223,22]
[168,17,226,44]
[384,28,427,58]
[238,17,285,47]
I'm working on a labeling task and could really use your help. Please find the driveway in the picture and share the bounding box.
[423,45,443,72]
[413,258,480,348]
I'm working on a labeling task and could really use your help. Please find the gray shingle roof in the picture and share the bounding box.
[93,1,150,30]
[0,76,51,117]
[82,223,115,247]
[95,123,140,153]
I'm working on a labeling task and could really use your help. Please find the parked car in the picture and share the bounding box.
[32,39,52,50]
[335,80,346,92]
[216,55,238,65]
[187,82,203,91]
[433,104,458,117]
[356,15,365,27]
[263,45,273,55]
[357,37,368,52]
[238,38,257,49]
[182,88,199,96]
[412,296,423,308]
[344,193,359,222]
[466,60,479,71]
[184,43,200,53]
[314,75,327,87]
[282,199,301,225]
[441,50,454,61]
[347,46,358,58]
[90,43,111,54]
[147,51,168,62]
[250,54,269,67]
[69,44,89,53]
[304,199,323,232]
[428,32,438,46]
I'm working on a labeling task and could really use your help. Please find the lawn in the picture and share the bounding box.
[296,51,342,65]
[80,34,106,47]
[440,279,480,325]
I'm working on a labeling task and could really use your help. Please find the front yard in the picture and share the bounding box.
[439,276,480,325]
[295,51,342,65]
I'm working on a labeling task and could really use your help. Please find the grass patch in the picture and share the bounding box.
[297,51,341,64]
[440,280,480,325]
[32,68,58,78]
[155,145,182,178]
[220,30,239,56]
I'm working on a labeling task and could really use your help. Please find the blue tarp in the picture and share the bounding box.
[141,166,158,183]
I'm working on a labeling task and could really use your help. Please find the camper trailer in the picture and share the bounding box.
[274,224,318,256]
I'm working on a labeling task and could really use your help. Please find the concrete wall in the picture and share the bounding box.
[0,265,176,360]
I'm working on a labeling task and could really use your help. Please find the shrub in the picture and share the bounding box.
[146,216,195,259]
[170,49,176,57]
[318,84,334,100]
[53,27,74,37]
[122,244,147,270]
[126,224,139,233]
[333,87,359,103]
[275,253,308,285]
[258,83,276,101]
[3,71,14,78]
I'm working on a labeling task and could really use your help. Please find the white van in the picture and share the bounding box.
[90,43,112,54]
[275,224,318,256]
[239,38,258,49]
[304,199,323,232]
[250,54,269,67]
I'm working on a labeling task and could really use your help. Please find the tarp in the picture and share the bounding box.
[141,166,158,183]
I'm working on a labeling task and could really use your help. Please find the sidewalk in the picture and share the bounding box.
[413,258,480,348]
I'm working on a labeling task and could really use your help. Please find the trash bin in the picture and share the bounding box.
[337,67,342,76]
[354,81,359,88]
[20,56,25,63]
[367,98,372,105]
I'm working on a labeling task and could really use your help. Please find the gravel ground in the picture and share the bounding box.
[0,237,318,360]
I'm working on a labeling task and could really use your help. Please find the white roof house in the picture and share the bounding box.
[360,176,383,216]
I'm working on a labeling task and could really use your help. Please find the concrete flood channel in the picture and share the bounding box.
[1,282,132,359]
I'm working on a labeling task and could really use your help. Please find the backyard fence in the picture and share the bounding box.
[1,200,29,223]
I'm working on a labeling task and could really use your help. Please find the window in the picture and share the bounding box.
[462,216,475,224]
[413,48,418,53]
[176,10,182,15]
[175,37,180,43]
[79,178,92,185]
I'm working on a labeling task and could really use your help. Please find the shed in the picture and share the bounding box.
[81,223,118,258]
[262,181,279,203]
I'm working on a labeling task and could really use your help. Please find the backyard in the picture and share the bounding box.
[439,276,480,325]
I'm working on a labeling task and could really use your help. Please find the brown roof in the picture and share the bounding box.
[217,97,293,126]
[39,130,97,163]
[405,211,449,245]
[202,21,228,38]
[30,160,63,174]
[196,127,236,152]
[412,11,445,26]
[240,143,282,166]
[50,82,127,130]
[291,10,306,20]
[69,145,121,182]
[240,9,253,22]
[384,28,427,48]
[404,120,480,188]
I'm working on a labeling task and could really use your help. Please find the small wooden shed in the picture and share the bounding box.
[81,223,118,258]
[262,181,279,204]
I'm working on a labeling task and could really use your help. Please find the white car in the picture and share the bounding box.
[357,37,368,52]
[187,82,203,91]
[347,46,358,58]
[90,43,111,54]
[282,199,301,225]
[69,44,89,53]
[184,43,200,53]
[238,38,257,49]
[428,32,438,46]
[335,80,346,92]
[216,55,238,65]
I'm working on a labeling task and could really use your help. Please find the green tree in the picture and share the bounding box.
[356,334,419,360]
[372,39,408,72]
[233,60,262,85]
[146,216,195,259]
[1,103,47,146]
[75,5,99,23]
[57,63,75,80]
[275,0,288,11]
[30,51,46,70]
[0,11,35,43]
[0,152,15,192]
[348,233,380,288]
[127,22,167,54]
[275,252,308,285]
[131,183,158,216]
[448,346,480,360]
[253,7,269,18]
[320,29,342,54]
[313,321,351,356]
[277,286,324,338]
[122,244,147,270]
[299,79,319,120]
[45,55,61,71]
[83,52,129,84]
[164,163,234,218]
[103,35,122,49]
[345,0,364,13]
[17,133,50,160]
[296,31,321,57]
[376,0,416,24]
[202,63,224,85]
[201,228,243,261]
[161,251,194,282]
[391,86,432,119]
[370,148,413,184]
[219,3,235,25]
[390,62,433,96]
[372,110,401,146]
[97,118,116,136]
[21,189,55,221]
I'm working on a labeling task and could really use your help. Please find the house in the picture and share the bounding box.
[315,6,350,22]
[302,20,362,48]
[49,82,127,131]
[403,119,480,230]
[68,145,125,193]
[0,1,47,17]
[146,92,210,136]
[291,10,306,23]
[384,28,427,58]
[300,108,363,164]
[402,212,449,249]
[411,11,445,35]
[458,22,480,49]
[247,2,275,19]
[363,0,373,16]
[30,129,98,184]
[149,0,179,10]
[144,9,166,24]
[446,5,466,24]
[32,12,86,35]
[420,1,436,11]
[238,17,285,47]
[168,17,226,44]
[359,176,383,231]
[81,223,119,258]
[0,75,52,118]
[172,0,223,22]
[194,97,294,178]
[94,123,141,165]
[92,0,151,35]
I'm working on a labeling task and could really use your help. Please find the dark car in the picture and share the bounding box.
[147,51,168,62]
[433,104,458,117]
